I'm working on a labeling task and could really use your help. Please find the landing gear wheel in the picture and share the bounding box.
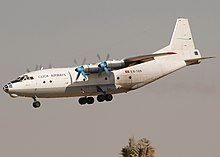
[105,94,113,101]
[33,101,41,108]
[87,97,94,104]
[97,95,105,102]
[78,97,87,105]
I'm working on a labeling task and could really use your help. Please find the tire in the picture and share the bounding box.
[87,97,94,104]
[33,101,41,108]
[105,94,113,101]
[78,97,87,105]
[97,95,105,102]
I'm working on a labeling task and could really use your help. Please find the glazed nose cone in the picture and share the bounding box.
[3,84,9,93]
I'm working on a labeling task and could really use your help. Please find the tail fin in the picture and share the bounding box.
[154,18,202,61]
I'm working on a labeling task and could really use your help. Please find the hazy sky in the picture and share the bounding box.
[0,0,219,157]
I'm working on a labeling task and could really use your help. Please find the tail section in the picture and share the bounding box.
[170,18,195,51]
[154,18,202,62]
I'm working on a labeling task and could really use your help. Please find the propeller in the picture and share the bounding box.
[74,57,87,80]
[34,64,43,70]
[74,57,86,66]
[26,64,52,73]
[35,64,38,71]
[97,53,110,77]
[75,66,87,80]
[39,64,43,70]
[98,62,110,77]
[26,68,30,73]
[48,64,52,69]
[97,53,110,62]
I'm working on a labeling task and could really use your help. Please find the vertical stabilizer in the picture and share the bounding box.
[170,18,195,51]
[154,18,201,60]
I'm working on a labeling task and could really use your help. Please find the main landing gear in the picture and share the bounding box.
[78,94,113,105]
[32,97,41,108]
[78,97,95,105]
[97,94,113,102]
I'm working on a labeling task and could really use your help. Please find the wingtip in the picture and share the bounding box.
[201,56,216,59]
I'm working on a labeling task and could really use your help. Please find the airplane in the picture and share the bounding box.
[3,18,214,108]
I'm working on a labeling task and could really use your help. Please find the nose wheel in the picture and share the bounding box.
[33,101,41,108]
[32,97,41,108]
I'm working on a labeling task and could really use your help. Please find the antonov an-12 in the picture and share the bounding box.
[3,18,213,108]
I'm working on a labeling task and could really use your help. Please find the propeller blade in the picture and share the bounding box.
[81,70,87,79]
[82,57,86,65]
[35,65,38,70]
[97,54,101,62]
[74,59,78,65]
[39,64,43,70]
[97,53,110,61]
[76,72,80,80]
[104,67,110,77]
[106,53,110,61]
[98,68,103,77]
[74,57,86,66]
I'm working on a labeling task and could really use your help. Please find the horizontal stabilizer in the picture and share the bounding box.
[185,56,215,65]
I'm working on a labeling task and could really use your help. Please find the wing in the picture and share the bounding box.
[73,52,177,79]
[123,52,176,67]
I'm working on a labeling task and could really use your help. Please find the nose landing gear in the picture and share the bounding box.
[33,101,41,108]
[32,97,41,108]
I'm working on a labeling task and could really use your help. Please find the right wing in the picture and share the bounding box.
[123,52,176,67]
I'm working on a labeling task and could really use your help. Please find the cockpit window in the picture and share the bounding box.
[11,75,34,83]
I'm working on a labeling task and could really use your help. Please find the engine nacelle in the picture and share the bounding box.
[105,60,125,69]
[78,60,125,74]
[83,64,99,73]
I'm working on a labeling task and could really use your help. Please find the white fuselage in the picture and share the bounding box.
[4,57,186,99]
[4,18,205,106]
